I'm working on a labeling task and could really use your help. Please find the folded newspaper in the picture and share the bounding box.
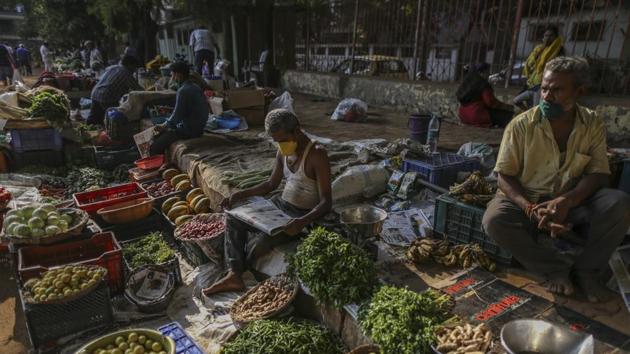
[133,126,156,159]
[609,244,630,313]
[226,198,292,235]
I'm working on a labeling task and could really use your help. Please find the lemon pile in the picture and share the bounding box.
[24,265,106,303]
[91,332,167,354]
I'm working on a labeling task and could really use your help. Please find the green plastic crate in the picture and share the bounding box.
[433,193,512,264]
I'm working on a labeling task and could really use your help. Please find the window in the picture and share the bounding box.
[571,21,605,41]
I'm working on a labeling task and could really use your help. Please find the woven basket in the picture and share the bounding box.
[23,265,107,305]
[2,207,89,245]
[230,275,299,325]
[175,213,225,262]
[347,344,381,354]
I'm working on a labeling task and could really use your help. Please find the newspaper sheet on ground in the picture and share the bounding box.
[381,208,431,246]
[226,198,292,235]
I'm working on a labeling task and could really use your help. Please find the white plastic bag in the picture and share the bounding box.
[268,91,295,114]
[332,165,390,205]
[12,69,22,84]
[331,98,368,122]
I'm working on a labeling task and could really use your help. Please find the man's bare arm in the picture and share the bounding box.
[497,173,531,210]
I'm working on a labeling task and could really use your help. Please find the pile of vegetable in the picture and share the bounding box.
[358,286,453,354]
[83,331,167,354]
[407,238,497,272]
[28,90,71,129]
[162,169,193,192]
[222,319,344,354]
[231,276,296,322]
[175,214,225,240]
[221,169,272,189]
[161,188,210,226]
[112,164,133,183]
[289,227,377,307]
[434,323,493,353]
[123,232,175,269]
[3,204,74,238]
[144,180,175,198]
[65,167,111,197]
[23,265,106,303]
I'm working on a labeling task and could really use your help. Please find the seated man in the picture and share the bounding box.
[88,55,142,125]
[203,109,332,295]
[149,61,208,155]
[483,56,630,303]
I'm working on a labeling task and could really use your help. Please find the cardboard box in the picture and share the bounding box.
[206,79,224,92]
[225,89,265,109]
[234,107,265,126]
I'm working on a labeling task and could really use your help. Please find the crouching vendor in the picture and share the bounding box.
[203,109,332,295]
[482,56,630,303]
[149,61,208,155]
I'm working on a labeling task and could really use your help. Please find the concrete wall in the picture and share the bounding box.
[281,70,630,147]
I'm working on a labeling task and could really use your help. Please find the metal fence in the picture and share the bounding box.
[292,0,630,96]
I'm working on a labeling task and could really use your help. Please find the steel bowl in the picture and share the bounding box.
[501,319,594,354]
[339,204,388,238]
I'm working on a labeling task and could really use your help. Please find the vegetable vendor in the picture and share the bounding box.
[149,61,208,155]
[483,57,630,303]
[87,55,143,125]
[203,109,332,295]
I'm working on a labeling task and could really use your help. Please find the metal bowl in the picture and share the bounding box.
[501,319,594,354]
[339,204,388,238]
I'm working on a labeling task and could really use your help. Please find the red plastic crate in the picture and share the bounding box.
[135,154,164,170]
[18,232,124,293]
[73,182,147,215]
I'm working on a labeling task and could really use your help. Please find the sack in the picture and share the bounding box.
[332,165,390,205]
[268,91,295,114]
[331,98,368,122]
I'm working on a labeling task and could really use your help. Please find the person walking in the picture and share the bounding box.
[0,43,14,86]
[189,25,220,75]
[16,44,32,76]
[40,42,53,73]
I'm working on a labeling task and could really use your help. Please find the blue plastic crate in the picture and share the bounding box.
[10,128,63,153]
[619,159,630,194]
[434,193,512,265]
[402,152,480,188]
[158,322,205,354]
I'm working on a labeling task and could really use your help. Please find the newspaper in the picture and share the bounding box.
[136,269,170,300]
[133,126,155,158]
[381,208,431,246]
[226,198,292,235]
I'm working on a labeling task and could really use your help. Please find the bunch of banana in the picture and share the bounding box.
[449,171,495,207]
[406,238,435,263]
[452,244,476,269]
[471,244,497,272]
[433,245,457,267]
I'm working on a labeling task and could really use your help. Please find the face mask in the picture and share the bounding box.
[539,100,564,119]
[277,141,298,156]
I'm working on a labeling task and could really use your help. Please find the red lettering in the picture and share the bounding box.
[444,278,477,295]
[474,295,524,322]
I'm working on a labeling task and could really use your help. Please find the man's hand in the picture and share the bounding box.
[154,123,167,133]
[284,218,307,237]
[533,196,574,237]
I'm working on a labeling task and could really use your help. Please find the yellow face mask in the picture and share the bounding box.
[277,141,298,156]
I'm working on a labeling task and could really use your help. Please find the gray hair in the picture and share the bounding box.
[544,56,590,87]
[265,109,299,134]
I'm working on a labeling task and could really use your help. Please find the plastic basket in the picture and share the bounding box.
[63,143,96,166]
[93,145,140,170]
[158,322,205,354]
[433,193,512,264]
[120,233,183,285]
[13,150,64,169]
[100,208,167,242]
[18,232,125,293]
[10,128,63,153]
[402,153,481,188]
[73,182,148,215]
[21,281,113,350]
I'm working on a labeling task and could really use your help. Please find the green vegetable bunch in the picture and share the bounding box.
[289,227,377,308]
[358,286,452,354]
[28,91,71,129]
[221,319,345,354]
[65,167,111,196]
[123,232,175,268]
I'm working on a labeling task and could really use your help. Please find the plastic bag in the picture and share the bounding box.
[268,91,295,114]
[332,165,390,205]
[12,69,22,84]
[331,98,368,122]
